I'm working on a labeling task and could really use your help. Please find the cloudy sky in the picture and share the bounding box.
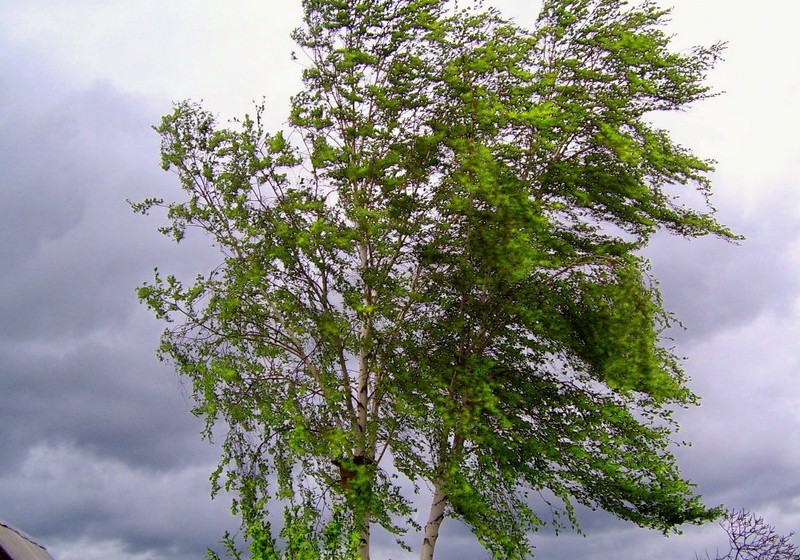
[0,1,798,559]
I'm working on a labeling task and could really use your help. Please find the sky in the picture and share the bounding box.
[0,0,798,559]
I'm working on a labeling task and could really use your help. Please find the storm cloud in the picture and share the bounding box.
[0,40,236,559]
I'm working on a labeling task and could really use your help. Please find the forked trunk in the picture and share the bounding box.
[420,484,447,560]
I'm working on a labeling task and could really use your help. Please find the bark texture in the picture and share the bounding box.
[420,485,447,560]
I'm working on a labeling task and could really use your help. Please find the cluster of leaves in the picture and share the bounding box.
[134,0,735,558]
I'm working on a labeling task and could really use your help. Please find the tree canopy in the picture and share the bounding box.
[133,0,735,558]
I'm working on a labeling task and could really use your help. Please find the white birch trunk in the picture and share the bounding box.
[420,485,447,560]
[356,241,371,560]
[358,514,371,560]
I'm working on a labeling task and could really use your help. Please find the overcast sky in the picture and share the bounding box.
[0,1,798,559]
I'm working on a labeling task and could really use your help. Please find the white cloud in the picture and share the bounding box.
[0,0,303,122]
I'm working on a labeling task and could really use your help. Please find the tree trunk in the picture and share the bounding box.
[355,241,372,560]
[357,510,371,560]
[420,484,447,560]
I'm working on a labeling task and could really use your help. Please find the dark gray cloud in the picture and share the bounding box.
[0,40,235,560]
[646,178,800,343]
[0,77,87,267]
[0,76,211,341]
[0,47,214,464]
[0,333,216,470]
[0,442,234,560]
[675,308,800,502]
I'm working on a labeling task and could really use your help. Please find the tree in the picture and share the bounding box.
[133,0,735,558]
[696,510,800,560]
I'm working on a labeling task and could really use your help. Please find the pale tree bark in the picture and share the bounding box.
[358,513,371,560]
[421,427,463,560]
[356,241,372,560]
[420,484,447,560]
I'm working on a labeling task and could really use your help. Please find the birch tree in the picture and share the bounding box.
[133,0,735,558]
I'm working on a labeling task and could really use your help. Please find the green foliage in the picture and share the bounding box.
[135,0,733,558]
